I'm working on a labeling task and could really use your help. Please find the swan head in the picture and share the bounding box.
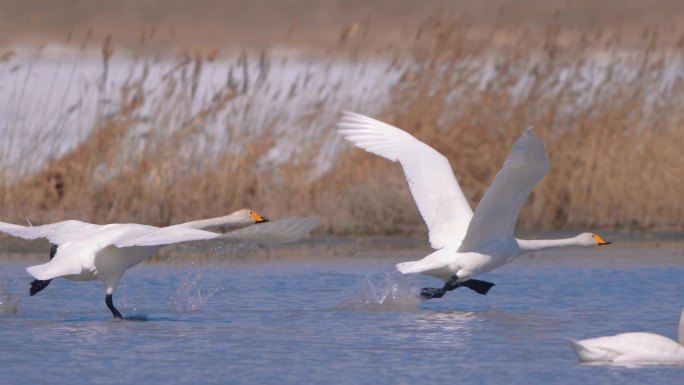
[578,232,612,247]
[176,209,269,230]
[221,208,269,224]
[243,209,269,224]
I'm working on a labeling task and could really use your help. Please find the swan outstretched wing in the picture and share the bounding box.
[458,127,549,252]
[219,217,319,244]
[0,220,102,245]
[337,112,472,249]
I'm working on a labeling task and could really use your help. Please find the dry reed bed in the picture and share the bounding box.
[0,19,682,237]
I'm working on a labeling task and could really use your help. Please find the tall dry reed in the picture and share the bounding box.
[0,16,682,237]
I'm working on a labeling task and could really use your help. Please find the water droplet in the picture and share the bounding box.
[336,271,421,312]
[168,268,221,313]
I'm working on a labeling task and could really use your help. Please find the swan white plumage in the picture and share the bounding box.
[569,309,684,365]
[337,112,610,299]
[0,209,319,318]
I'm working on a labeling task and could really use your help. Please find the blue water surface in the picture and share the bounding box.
[1,250,683,385]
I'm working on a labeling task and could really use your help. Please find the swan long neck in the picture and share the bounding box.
[172,212,249,230]
[516,236,587,253]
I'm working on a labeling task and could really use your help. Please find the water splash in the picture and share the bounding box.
[336,271,422,312]
[168,268,221,314]
[0,277,20,315]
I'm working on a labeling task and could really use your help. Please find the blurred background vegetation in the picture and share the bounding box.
[0,0,682,237]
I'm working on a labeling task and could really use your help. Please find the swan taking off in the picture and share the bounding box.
[337,112,610,300]
[0,209,319,318]
[569,309,684,365]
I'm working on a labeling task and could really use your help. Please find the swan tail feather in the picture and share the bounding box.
[461,279,495,295]
[396,257,447,275]
[26,263,54,281]
[567,339,609,362]
[396,261,422,274]
[26,258,81,281]
[568,339,585,360]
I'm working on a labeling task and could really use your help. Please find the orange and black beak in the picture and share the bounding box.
[251,211,269,223]
[593,234,612,246]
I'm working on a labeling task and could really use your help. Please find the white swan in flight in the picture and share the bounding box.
[337,112,610,299]
[569,309,684,365]
[0,209,319,318]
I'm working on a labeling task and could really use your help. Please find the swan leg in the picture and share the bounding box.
[105,294,123,319]
[28,244,59,296]
[420,276,458,299]
[443,276,464,291]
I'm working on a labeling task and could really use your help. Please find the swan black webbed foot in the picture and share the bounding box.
[420,287,446,299]
[420,275,495,300]
[29,279,52,296]
[28,244,59,296]
[461,279,495,295]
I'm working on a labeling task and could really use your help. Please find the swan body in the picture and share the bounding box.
[337,112,609,299]
[569,310,684,365]
[396,233,602,282]
[0,209,319,318]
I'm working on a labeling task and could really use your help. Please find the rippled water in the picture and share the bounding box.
[1,250,684,384]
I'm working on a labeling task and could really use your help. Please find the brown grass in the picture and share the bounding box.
[349,17,684,232]
[1,15,683,238]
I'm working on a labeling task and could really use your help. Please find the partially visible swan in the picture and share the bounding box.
[0,209,319,318]
[569,309,684,365]
[337,112,610,299]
